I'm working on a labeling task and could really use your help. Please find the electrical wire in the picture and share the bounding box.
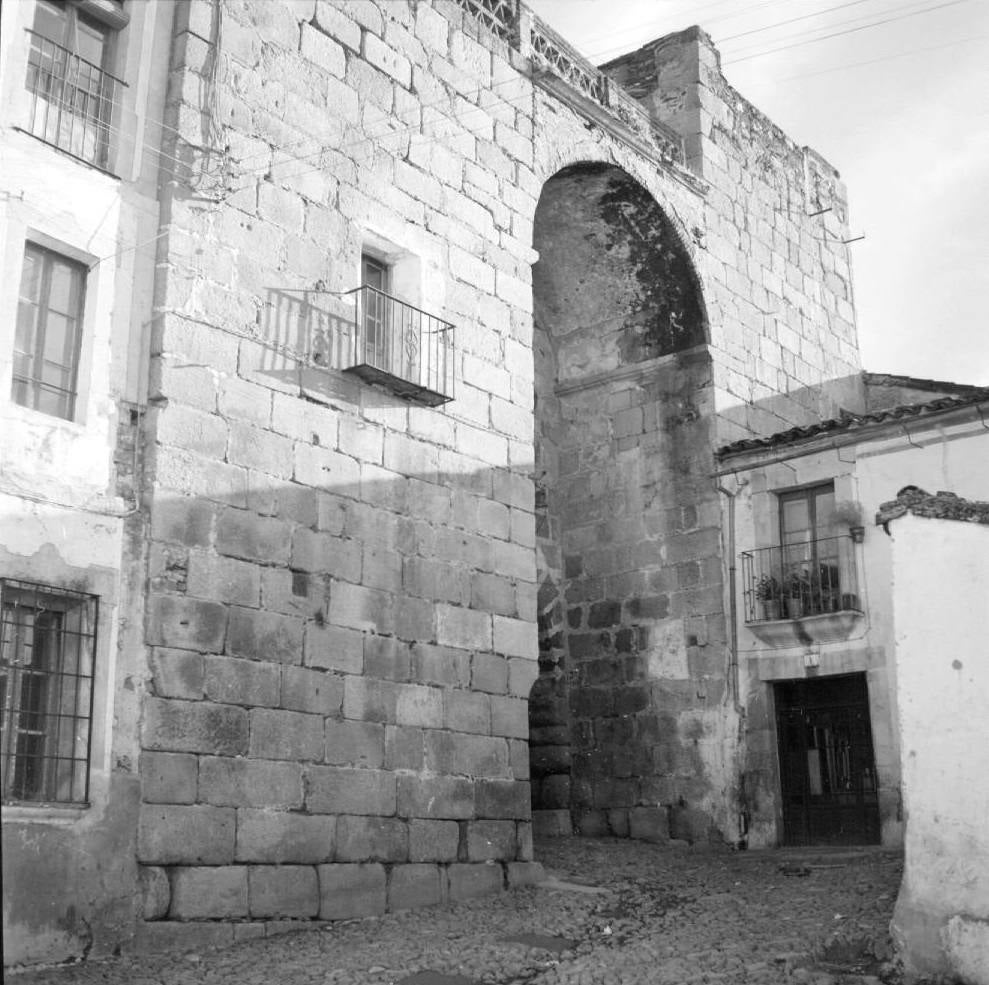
[227,83,536,190]
[719,0,964,57]
[717,0,880,43]
[231,73,536,171]
[724,0,971,64]
[583,0,794,63]
[14,93,228,184]
[738,33,988,85]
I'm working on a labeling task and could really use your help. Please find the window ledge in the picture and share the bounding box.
[746,609,864,648]
[2,802,90,824]
[11,126,121,180]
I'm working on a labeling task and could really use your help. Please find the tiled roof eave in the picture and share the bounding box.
[717,393,989,466]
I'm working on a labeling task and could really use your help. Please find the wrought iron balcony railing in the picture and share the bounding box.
[23,29,123,170]
[741,536,861,624]
[342,286,455,406]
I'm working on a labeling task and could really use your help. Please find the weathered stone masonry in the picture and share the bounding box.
[133,0,862,940]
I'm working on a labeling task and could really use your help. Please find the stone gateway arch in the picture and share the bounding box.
[1,0,862,964]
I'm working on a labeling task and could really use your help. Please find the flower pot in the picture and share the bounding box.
[785,597,804,619]
[761,600,782,621]
[840,592,860,611]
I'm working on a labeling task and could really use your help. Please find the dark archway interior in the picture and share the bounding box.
[529,163,722,841]
[533,163,706,378]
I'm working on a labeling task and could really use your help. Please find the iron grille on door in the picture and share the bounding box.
[0,579,98,804]
[774,674,880,845]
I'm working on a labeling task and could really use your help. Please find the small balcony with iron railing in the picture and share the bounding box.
[741,536,864,646]
[341,286,455,407]
[22,29,123,171]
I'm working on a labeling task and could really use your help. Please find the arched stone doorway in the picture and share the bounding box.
[529,163,726,843]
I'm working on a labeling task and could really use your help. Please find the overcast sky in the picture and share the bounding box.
[528,0,989,386]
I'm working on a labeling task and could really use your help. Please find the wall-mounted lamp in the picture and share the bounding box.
[849,525,865,544]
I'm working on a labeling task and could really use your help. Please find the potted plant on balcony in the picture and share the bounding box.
[784,570,811,619]
[754,574,782,621]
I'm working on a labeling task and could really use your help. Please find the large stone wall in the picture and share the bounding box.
[137,0,549,940]
[132,0,868,938]
[604,27,864,443]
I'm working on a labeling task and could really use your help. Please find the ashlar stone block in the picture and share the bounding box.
[138,804,236,865]
[215,508,291,565]
[226,606,304,664]
[248,708,324,762]
[236,808,335,863]
[306,766,397,816]
[447,863,503,901]
[147,595,227,653]
[198,756,303,809]
[467,820,516,861]
[317,863,386,920]
[408,819,460,863]
[325,719,385,768]
[397,774,473,819]
[169,866,248,919]
[281,665,344,716]
[204,654,280,707]
[143,698,248,757]
[437,604,491,651]
[140,751,198,804]
[335,815,408,862]
[388,863,444,911]
[475,779,531,820]
[305,621,363,675]
[248,865,319,918]
[384,725,424,772]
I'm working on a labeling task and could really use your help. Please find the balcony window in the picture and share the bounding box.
[360,253,391,370]
[343,273,455,406]
[743,536,860,623]
[778,483,838,618]
[742,483,863,645]
[13,243,87,420]
[1,579,98,805]
[24,0,126,169]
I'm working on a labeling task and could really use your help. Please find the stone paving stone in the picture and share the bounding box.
[500,932,574,953]
[12,837,905,985]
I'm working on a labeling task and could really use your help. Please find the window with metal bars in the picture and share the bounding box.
[24,0,127,170]
[0,579,98,805]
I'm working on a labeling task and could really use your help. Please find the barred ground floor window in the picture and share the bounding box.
[0,579,98,805]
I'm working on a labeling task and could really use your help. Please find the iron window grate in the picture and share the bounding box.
[23,28,124,171]
[1,579,98,805]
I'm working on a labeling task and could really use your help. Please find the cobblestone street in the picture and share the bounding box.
[12,837,904,985]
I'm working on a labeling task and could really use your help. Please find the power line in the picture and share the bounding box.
[717,0,880,43]
[229,82,536,189]
[719,0,960,56]
[739,33,988,85]
[232,73,534,171]
[584,0,794,63]
[724,0,971,64]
